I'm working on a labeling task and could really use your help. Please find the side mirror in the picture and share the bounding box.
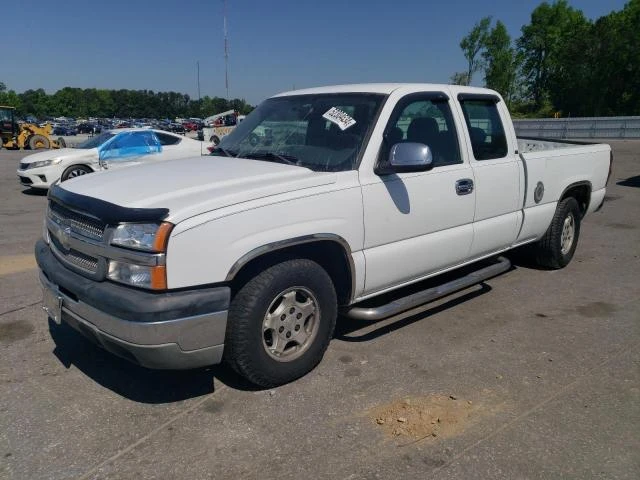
[376,142,433,175]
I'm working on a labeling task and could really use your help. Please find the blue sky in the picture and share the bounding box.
[3,0,627,105]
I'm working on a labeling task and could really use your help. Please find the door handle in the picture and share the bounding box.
[455,178,474,195]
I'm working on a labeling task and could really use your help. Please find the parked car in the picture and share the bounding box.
[166,122,186,134]
[52,125,77,136]
[77,123,102,134]
[17,128,203,189]
[35,84,612,387]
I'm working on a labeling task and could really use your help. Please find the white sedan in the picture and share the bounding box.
[17,129,205,189]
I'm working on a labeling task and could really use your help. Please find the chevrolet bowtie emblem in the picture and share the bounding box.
[60,225,71,250]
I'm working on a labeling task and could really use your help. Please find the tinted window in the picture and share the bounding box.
[155,132,181,145]
[382,96,461,167]
[215,93,385,172]
[460,100,508,160]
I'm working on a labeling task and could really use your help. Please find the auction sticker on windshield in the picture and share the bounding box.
[323,107,356,131]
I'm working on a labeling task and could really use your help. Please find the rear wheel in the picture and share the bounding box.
[533,197,581,269]
[28,134,50,150]
[210,135,220,146]
[224,259,337,387]
[61,164,92,181]
[57,137,66,148]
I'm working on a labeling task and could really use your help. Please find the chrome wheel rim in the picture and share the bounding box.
[560,213,575,255]
[68,169,87,178]
[262,287,320,362]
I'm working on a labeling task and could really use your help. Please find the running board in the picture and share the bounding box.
[343,256,511,321]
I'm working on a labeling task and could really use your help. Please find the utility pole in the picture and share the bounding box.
[196,60,201,116]
[223,0,229,102]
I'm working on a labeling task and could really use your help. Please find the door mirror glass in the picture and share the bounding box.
[382,142,433,174]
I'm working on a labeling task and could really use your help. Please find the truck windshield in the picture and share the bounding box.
[76,132,115,149]
[212,93,386,172]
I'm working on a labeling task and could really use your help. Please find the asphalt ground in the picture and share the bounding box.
[0,141,639,480]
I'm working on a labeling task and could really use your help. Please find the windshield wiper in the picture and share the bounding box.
[242,151,300,166]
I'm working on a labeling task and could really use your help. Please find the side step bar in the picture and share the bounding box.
[343,256,511,321]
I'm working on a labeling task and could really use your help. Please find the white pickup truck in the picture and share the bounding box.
[36,84,612,387]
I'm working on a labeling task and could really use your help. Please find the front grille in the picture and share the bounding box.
[49,201,106,241]
[19,162,30,170]
[50,234,99,275]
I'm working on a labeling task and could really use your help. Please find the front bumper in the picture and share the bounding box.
[17,168,51,189]
[36,239,230,369]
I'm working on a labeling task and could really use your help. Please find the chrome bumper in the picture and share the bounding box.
[36,239,230,369]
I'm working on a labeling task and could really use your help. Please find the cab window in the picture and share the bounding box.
[155,132,181,146]
[460,99,508,160]
[382,96,461,167]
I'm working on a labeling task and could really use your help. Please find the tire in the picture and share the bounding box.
[224,258,337,387]
[57,137,66,148]
[211,135,220,145]
[28,134,50,150]
[533,197,581,269]
[61,164,92,181]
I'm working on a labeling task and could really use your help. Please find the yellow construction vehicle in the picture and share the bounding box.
[0,106,64,150]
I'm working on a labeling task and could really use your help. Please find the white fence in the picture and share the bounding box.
[513,117,640,139]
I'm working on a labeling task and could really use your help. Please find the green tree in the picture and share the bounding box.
[460,16,492,85]
[517,0,590,109]
[450,72,470,86]
[482,21,519,105]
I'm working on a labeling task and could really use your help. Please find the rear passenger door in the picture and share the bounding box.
[457,94,521,257]
[361,93,476,295]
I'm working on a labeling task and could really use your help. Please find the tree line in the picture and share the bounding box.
[452,0,639,117]
[0,83,253,120]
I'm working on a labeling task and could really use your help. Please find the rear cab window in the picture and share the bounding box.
[458,94,508,160]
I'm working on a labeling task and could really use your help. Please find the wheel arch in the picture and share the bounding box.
[559,181,591,217]
[226,234,356,306]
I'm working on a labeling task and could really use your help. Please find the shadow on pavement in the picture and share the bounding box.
[504,248,555,271]
[21,188,48,196]
[48,320,260,403]
[617,175,640,188]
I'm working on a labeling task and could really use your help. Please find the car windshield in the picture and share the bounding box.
[211,93,386,172]
[76,132,115,149]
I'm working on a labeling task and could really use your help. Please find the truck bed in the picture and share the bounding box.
[517,136,598,153]
[514,136,611,245]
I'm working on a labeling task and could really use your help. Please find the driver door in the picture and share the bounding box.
[98,131,162,170]
[360,93,476,295]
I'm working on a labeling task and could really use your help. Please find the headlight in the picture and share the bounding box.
[26,159,62,169]
[108,261,167,290]
[111,222,173,252]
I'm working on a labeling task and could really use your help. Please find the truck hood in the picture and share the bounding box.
[59,156,337,223]
[21,148,96,164]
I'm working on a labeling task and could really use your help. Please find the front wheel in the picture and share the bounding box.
[533,197,581,269]
[28,134,50,150]
[61,164,92,181]
[224,259,337,387]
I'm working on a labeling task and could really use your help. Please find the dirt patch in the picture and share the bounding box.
[606,223,636,230]
[576,301,617,318]
[369,394,491,443]
[0,320,34,344]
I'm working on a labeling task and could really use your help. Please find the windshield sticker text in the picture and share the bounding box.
[322,107,356,131]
